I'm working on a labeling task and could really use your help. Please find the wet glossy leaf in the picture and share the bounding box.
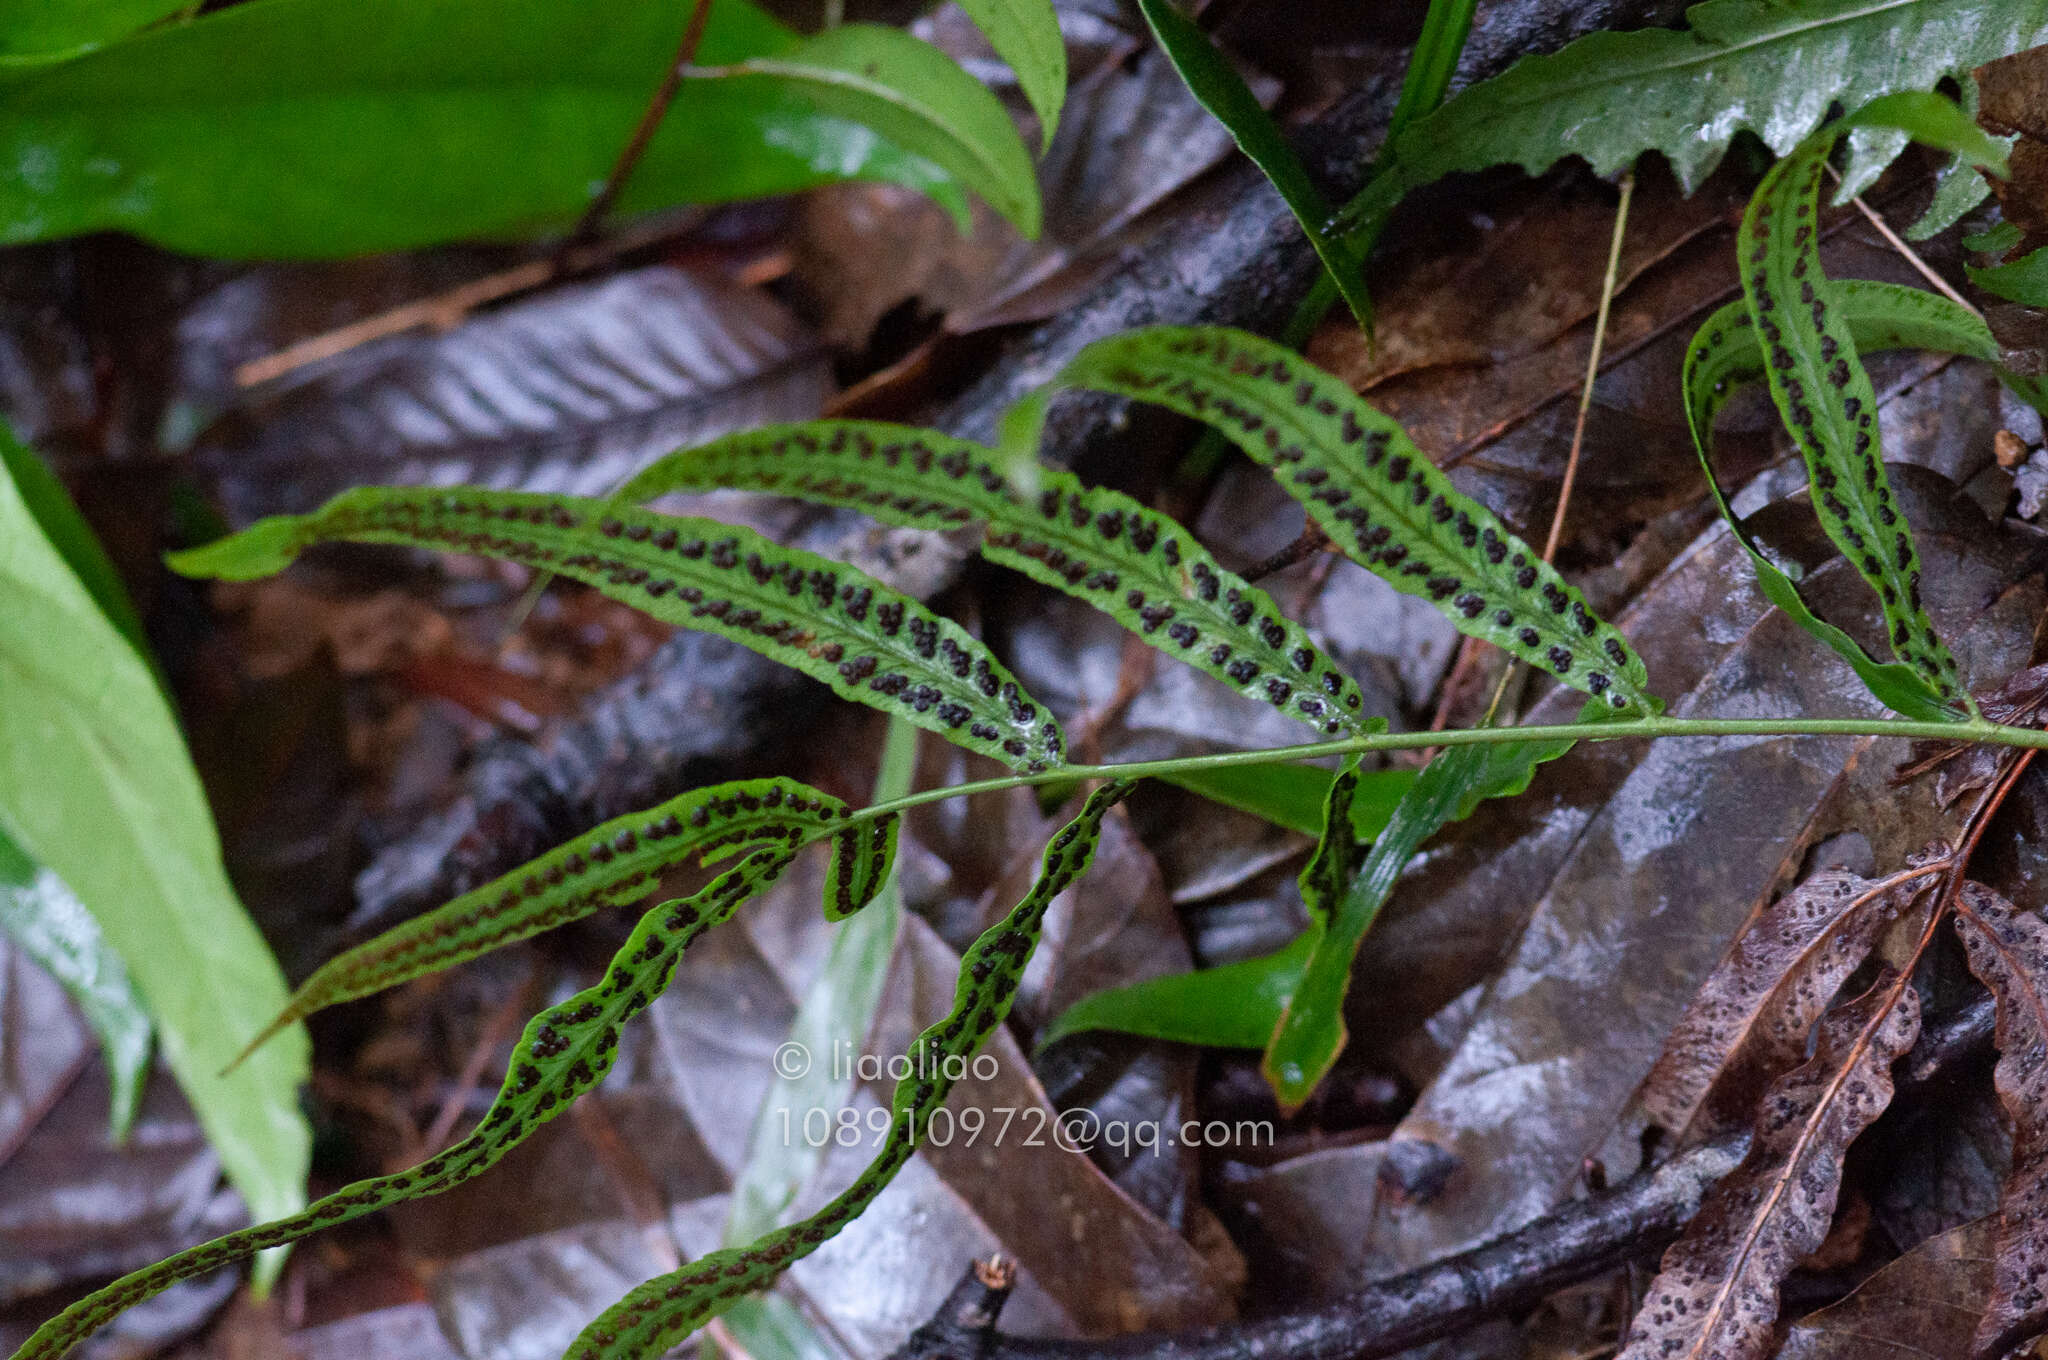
[621,419,1375,736]
[1640,861,1939,1145]
[1970,245,2048,306]
[1132,0,1370,325]
[0,0,1036,257]
[12,847,798,1360]
[1054,326,1657,714]
[0,428,309,1263]
[1950,881,2048,1360]
[236,778,852,1065]
[563,782,1135,1360]
[0,828,149,1141]
[170,486,1067,773]
[1734,96,2004,715]
[1331,0,2048,246]
[1619,974,1921,1360]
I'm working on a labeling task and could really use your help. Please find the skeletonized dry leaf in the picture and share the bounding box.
[1951,880,2048,1360]
[197,266,831,521]
[1619,974,1922,1360]
[1639,856,1941,1145]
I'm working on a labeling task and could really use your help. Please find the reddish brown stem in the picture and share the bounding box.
[565,0,717,252]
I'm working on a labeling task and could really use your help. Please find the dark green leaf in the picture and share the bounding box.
[562,783,1137,1360]
[1132,0,1371,325]
[1053,326,1658,714]
[1386,0,1477,142]
[169,486,1066,772]
[1041,930,1315,1050]
[621,420,1376,737]
[0,827,151,1140]
[11,847,798,1360]
[0,0,1036,257]
[1331,0,2048,247]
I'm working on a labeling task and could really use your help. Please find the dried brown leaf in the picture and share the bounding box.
[1640,858,1941,1145]
[1952,880,2048,1360]
[1777,1216,1998,1360]
[1619,974,1921,1360]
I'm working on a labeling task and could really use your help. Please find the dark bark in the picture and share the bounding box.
[890,1136,1746,1360]
[351,0,1679,926]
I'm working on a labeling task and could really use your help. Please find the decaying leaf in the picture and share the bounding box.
[1951,881,2048,1360]
[1777,1216,1998,1359]
[197,267,831,521]
[1620,974,1921,1360]
[1640,858,1942,1145]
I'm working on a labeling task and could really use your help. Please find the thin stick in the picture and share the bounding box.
[1823,165,1982,320]
[1541,170,1633,566]
[566,0,718,251]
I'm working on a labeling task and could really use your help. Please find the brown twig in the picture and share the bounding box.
[565,0,718,254]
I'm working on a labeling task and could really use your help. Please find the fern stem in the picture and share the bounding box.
[848,715,2045,824]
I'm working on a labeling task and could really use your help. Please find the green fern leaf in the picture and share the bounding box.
[1735,96,2000,715]
[10,846,799,1360]
[170,487,1065,773]
[228,778,850,1066]
[621,421,1378,736]
[1332,0,2048,245]
[562,781,1136,1360]
[1052,326,1657,714]
[1684,280,2012,721]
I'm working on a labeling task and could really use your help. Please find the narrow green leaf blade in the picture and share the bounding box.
[1386,0,1477,141]
[1042,930,1316,1051]
[170,487,1066,773]
[0,434,148,661]
[705,24,1041,237]
[623,420,1378,737]
[0,0,1021,256]
[723,718,914,1313]
[0,432,309,1256]
[1132,0,1371,325]
[564,782,1137,1360]
[0,828,151,1140]
[235,778,849,1065]
[13,847,797,1360]
[1158,761,1415,840]
[1054,326,1657,714]
[1263,726,1575,1107]
[1737,112,1970,711]
[951,0,1066,150]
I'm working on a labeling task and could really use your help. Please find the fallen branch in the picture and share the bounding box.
[891,1135,1746,1360]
